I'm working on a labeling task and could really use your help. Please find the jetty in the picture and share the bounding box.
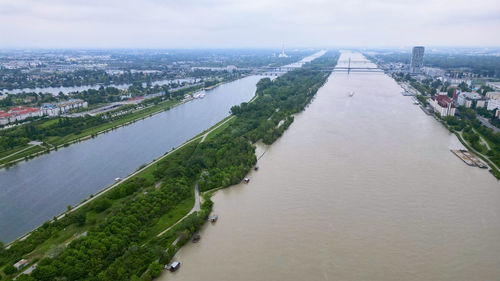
[451,149,487,169]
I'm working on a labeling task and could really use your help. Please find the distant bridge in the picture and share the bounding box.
[333,69,384,73]
[250,57,383,76]
[333,58,383,73]
[337,60,370,64]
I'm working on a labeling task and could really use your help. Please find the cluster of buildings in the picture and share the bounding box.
[0,106,42,125]
[0,99,88,125]
[41,99,88,116]
[429,90,500,118]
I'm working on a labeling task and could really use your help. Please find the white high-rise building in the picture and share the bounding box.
[410,46,425,73]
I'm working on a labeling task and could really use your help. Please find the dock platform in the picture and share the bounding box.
[451,149,488,169]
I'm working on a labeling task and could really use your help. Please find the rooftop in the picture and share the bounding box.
[486,92,500,100]
[433,94,455,108]
[460,92,483,100]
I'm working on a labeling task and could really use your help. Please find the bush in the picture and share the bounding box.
[149,262,162,278]
[3,265,16,275]
[92,198,112,213]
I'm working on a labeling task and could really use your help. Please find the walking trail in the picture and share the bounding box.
[156,116,234,238]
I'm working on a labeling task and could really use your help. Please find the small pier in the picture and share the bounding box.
[451,149,488,169]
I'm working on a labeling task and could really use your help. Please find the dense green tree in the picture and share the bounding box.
[3,265,16,275]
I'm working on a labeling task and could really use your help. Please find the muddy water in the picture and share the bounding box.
[159,52,500,281]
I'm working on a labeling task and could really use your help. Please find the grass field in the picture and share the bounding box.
[0,145,45,165]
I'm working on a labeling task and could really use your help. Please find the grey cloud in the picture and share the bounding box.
[0,0,498,48]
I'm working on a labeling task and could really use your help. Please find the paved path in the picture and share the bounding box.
[473,128,492,151]
[0,141,43,161]
[458,131,500,172]
[154,117,237,238]
[157,182,200,238]
[477,115,500,133]
[0,145,34,161]
[201,116,234,142]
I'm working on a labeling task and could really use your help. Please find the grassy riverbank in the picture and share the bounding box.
[0,51,339,281]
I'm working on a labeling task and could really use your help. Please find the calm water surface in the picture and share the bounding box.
[0,76,262,243]
[1,78,198,95]
[160,52,500,281]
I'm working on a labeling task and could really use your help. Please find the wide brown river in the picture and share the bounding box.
[159,51,500,281]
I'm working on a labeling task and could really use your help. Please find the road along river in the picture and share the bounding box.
[159,52,500,281]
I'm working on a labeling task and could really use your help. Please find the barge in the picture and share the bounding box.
[451,149,487,169]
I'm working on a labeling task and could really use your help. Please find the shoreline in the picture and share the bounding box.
[371,58,500,180]
[156,55,333,279]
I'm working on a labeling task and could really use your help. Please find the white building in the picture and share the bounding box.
[41,104,61,116]
[56,99,88,114]
[487,99,500,111]
[456,92,486,108]
[486,91,500,100]
[486,92,500,111]
[14,259,29,271]
[487,82,500,91]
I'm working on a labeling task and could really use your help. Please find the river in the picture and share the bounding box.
[159,52,500,281]
[0,75,261,243]
[0,78,198,95]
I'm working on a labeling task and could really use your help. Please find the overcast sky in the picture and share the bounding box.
[1,0,499,48]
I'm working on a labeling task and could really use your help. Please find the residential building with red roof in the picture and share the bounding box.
[429,93,455,117]
[0,106,42,125]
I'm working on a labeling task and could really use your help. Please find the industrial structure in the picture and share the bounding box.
[278,43,288,58]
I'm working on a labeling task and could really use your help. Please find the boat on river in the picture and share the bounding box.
[192,234,201,242]
[348,91,355,97]
[169,261,181,272]
[193,92,205,99]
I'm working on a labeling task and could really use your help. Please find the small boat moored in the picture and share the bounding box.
[209,214,218,223]
[169,261,181,272]
[115,177,121,182]
[192,234,201,242]
[244,177,250,183]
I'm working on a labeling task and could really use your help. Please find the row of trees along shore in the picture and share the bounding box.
[0,51,339,281]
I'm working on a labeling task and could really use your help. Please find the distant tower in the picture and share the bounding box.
[410,46,425,74]
[279,42,288,58]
